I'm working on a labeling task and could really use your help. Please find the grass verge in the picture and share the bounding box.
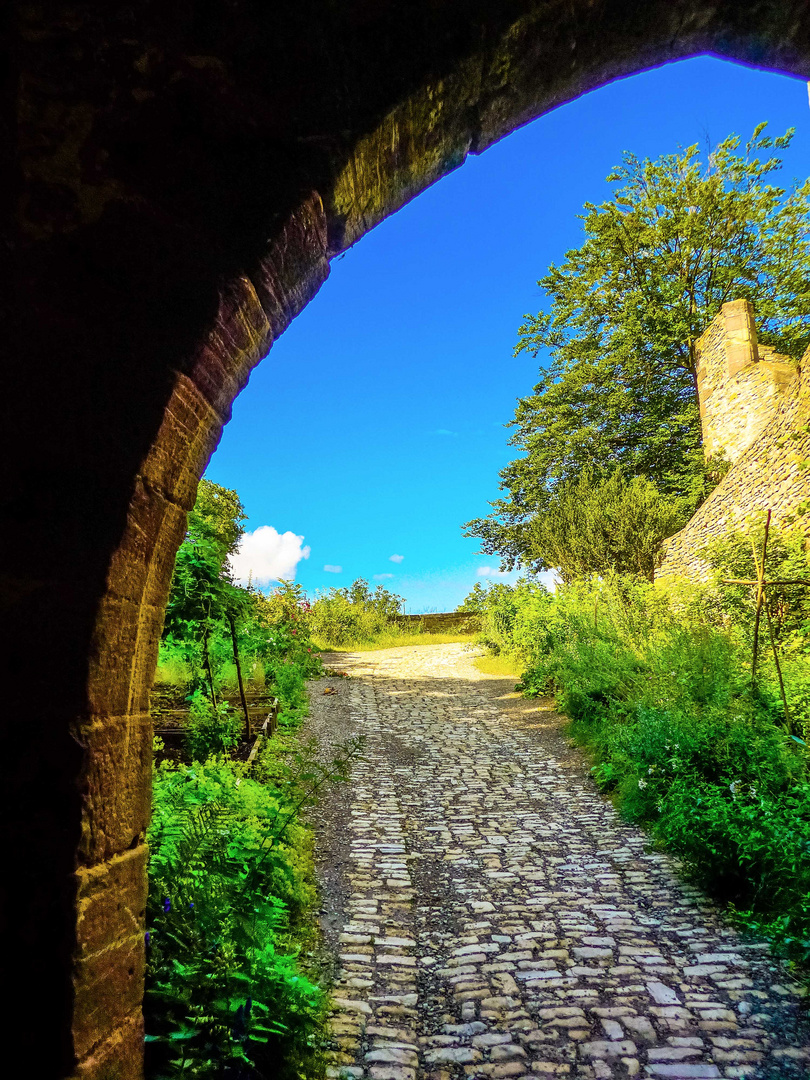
[472,652,523,679]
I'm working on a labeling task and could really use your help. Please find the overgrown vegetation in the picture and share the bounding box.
[463,526,810,964]
[146,736,361,1079]
[157,482,323,731]
[147,480,352,1079]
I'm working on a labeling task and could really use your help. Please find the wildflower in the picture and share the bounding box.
[638,779,648,789]
[163,897,171,914]
[145,931,151,946]
[749,785,758,798]
[729,781,739,796]
[648,765,656,775]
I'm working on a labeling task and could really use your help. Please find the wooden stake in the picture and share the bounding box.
[750,509,771,691]
[228,611,251,742]
[765,604,792,729]
[717,508,809,723]
[202,623,217,709]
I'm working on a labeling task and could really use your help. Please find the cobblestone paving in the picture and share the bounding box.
[306,644,810,1080]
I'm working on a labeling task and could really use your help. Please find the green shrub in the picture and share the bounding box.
[309,578,404,647]
[146,736,361,1079]
[527,469,689,583]
[185,693,243,761]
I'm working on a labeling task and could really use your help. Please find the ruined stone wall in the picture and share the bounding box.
[696,299,798,465]
[658,306,809,580]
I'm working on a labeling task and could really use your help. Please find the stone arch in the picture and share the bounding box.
[4,3,810,1075]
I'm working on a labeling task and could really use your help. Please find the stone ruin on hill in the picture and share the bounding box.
[657,298,810,580]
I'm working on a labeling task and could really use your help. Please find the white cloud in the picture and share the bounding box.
[389,553,404,563]
[475,566,559,591]
[537,569,560,592]
[229,526,310,586]
[435,428,458,436]
[323,564,343,574]
[374,572,395,581]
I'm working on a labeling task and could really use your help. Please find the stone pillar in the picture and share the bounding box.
[722,298,758,378]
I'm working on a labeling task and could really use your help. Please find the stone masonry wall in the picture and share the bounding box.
[696,299,798,465]
[394,612,481,633]
[658,301,809,581]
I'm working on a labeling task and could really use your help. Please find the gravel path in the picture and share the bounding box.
[303,643,809,1080]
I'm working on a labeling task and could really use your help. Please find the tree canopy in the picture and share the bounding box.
[163,479,247,640]
[465,124,810,572]
[527,469,687,583]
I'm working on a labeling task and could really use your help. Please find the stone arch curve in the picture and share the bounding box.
[4,3,810,1075]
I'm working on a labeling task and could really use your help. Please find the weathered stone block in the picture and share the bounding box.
[72,933,145,1061]
[76,846,148,958]
[188,276,272,418]
[70,1011,145,1080]
[252,193,330,335]
[77,714,152,864]
[138,376,223,509]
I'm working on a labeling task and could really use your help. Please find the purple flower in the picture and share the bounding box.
[145,931,151,946]
[163,897,171,914]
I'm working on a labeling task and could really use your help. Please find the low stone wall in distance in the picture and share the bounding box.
[394,612,481,633]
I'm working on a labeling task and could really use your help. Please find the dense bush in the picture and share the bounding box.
[463,539,810,962]
[526,469,689,583]
[145,737,361,1079]
[185,693,243,761]
[309,578,404,647]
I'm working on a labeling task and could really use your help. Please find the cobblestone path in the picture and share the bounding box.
[305,643,810,1080]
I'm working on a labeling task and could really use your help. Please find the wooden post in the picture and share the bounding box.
[228,611,251,742]
[718,508,810,727]
[765,605,792,729]
[201,623,217,709]
[750,509,771,691]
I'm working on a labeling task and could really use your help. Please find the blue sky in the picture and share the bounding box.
[208,56,810,613]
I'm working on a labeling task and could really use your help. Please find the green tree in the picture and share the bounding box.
[163,480,248,710]
[191,478,247,565]
[465,124,810,569]
[164,480,246,636]
[528,470,687,583]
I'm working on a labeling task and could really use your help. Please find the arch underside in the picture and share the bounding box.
[3,2,810,1074]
